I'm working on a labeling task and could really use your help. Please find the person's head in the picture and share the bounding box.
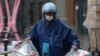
[42,2,57,21]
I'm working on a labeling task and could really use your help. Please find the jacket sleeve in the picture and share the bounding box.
[68,29,80,47]
[29,25,38,41]
[63,28,80,52]
[29,25,40,53]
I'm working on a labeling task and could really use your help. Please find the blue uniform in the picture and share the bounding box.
[30,18,80,56]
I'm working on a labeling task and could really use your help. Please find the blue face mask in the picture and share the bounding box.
[42,43,50,56]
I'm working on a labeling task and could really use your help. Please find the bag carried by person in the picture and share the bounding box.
[12,40,39,56]
[65,49,92,56]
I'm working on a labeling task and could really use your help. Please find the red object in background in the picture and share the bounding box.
[69,0,76,26]
[5,0,21,41]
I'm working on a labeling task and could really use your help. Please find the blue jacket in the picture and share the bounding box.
[30,18,80,56]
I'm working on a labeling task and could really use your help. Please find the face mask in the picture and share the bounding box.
[45,15,53,21]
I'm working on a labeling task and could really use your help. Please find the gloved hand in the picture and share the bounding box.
[25,37,30,40]
[25,35,31,41]
[71,45,78,51]
[71,41,80,51]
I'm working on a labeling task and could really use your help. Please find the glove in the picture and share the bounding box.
[71,45,78,51]
[71,41,80,51]
[25,37,31,41]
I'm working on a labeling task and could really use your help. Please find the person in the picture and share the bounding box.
[83,0,100,55]
[27,2,80,56]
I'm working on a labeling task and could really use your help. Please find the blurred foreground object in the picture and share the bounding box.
[12,40,39,56]
[65,49,91,56]
[0,40,39,56]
